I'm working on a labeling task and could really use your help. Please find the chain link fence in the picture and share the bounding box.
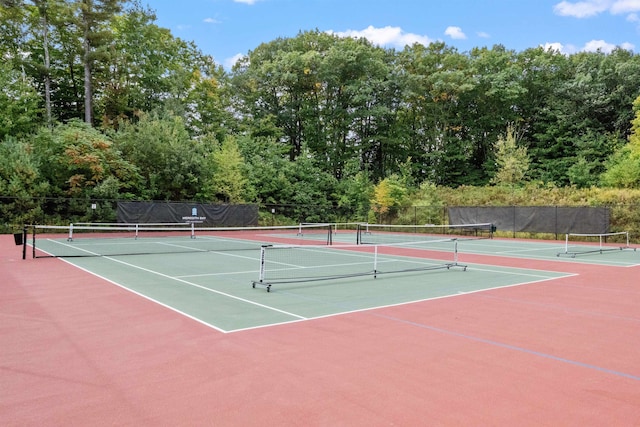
[1,196,638,243]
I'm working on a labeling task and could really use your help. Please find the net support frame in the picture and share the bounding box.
[356,222,494,245]
[66,222,198,241]
[23,222,333,259]
[21,226,27,260]
[557,231,636,258]
[251,238,466,292]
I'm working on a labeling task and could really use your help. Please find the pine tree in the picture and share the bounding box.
[77,0,123,124]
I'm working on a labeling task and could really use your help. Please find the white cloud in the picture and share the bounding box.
[582,39,618,51]
[553,0,611,18]
[627,12,640,21]
[477,31,491,39]
[583,39,635,51]
[204,18,221,24]
[234,0,260,4]
[444,26,466,40]
[328,26,432,48]
[542,39,634,54]
[224,53,245,69]
[542,42,575,54]
[553,0,640,17]
[610,0,640,14]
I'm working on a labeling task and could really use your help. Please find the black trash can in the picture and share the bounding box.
[14,232,23,246]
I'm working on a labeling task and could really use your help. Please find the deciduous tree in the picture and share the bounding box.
[492,126,529,186]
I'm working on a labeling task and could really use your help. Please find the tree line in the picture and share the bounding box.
[1,0,640,226]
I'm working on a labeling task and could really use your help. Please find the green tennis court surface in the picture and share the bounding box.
[32,239,575,333]
[327,231,639,267]
[447,237,639,266]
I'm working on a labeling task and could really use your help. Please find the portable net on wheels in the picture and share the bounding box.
[251,237,466,292]
[22,223,333,258]
[356,222,495,245]
[557,231,636,258]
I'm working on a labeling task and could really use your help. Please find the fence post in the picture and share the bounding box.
[554,205,558,240]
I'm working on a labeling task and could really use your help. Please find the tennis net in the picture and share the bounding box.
[557,231,636,257]
[356,222,494,245]
[24,223,333,258]
[251,238,466,292]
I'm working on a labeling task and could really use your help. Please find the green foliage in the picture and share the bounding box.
[335,160,374,221]
[435,184,640,238]
[3,6,640,227]
[238,135,342,222]
[286,152,340,222]
[31,120,137,201]
[0,137,48,225]
[112,111,206,200]
[0,62,42,138]
[491,126,529,186]
[104,5,224,132]
[232,30,400,181]
[370,174,410,222]
[201,135,248,203]
[567,157,595,188]
[400,181,446,224]
[371,179,393,215]
[600,95,640,188]
[237,135,292,205]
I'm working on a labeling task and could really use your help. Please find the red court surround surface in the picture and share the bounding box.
[1,234,639,426]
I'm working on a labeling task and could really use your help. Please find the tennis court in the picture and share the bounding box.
[20,224,581,332]
[3,224,640,425]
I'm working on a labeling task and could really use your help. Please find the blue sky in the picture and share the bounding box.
[145,0,639,69]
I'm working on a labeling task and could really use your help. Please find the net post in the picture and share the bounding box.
[373,245,378,278]
[356,223,368,244]
[564,233,569,254]
[21,225,27,260]
[258,245,268,283]
[67,223,74,241]
[453,239,458,264]
[32,225,36,259]
[135,223,139,240]
[252,245,273,292]
[191,222,195,239]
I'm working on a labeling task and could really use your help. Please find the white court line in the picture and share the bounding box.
[39,239,578,334]
[55,258,229,333]
[466,264,576,280]
[458,241,637,266]
[46,239,308,326]
[99,256,306,319]
[231,273,571,333]
[493,247,562,255]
